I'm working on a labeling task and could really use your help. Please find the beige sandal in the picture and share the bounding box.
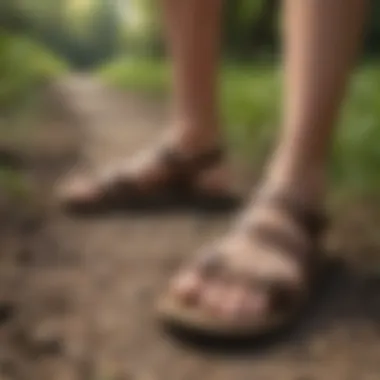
[157,194,328,338]
[57,145,240,214]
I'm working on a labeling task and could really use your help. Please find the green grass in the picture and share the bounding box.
[0,34,68,202]
[98,57,380,195]
[0,166,30,200]
[0,34,68,109]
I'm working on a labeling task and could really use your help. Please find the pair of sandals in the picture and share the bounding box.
[58,144,327,339]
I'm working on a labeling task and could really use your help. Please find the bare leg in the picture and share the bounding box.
[58,0,230,208]
[162,0,223,151]
[169,0,368,323]
[265,0,368,204]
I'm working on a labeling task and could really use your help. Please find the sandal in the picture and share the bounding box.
[56,145,241,214]
[156,193,328,338]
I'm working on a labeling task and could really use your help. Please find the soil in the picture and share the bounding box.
[0,76,379,380]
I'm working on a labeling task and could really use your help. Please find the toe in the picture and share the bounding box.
[170,271,203,306]
[219,283,246,320]
[200,280,226,315]
[58,176,99,203]
[240,288,269,321]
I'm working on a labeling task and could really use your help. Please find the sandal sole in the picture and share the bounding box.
[61,193,242,216]
[156,257,336,342]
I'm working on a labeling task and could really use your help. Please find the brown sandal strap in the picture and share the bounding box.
[161,194,327,333]
[93,146,225,195]
[160,146,225,176]
[242,193,327,275]
[265,279,303,315]
[251,224,311,262]
[191,194,326,280]
[254,193,327,239]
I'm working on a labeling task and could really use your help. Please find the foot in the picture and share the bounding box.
[161,188,326,334]
[56,136,237,212]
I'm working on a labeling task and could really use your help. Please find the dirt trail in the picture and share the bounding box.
[1,76,379,380]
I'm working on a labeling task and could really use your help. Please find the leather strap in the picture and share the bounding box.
[160,146,224,176]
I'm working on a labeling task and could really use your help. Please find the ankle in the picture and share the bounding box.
[168,122,223,155]
[263,156,326,207]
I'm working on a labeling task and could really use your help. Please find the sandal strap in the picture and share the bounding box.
[95,145,225,196]
[252,224,310,260]
[255,192,327,239]
[242,193,327,268]
[160,146,225,176]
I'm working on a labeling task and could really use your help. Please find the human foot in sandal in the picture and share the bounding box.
[157,190,328,337]
[56,137,241,214]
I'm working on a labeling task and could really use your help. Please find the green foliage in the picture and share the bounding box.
[0,34,67,108]
[0,166,31,202]
[2,0,380,70]
[98,57,169,94]
[0,0,121,69]
[331,66,380,192]
[120,0,161,51]
[0,1,30,33]
[224,0,279,56]
[366,2,380,54]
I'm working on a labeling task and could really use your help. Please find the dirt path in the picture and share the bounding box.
[1,76,379,380]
